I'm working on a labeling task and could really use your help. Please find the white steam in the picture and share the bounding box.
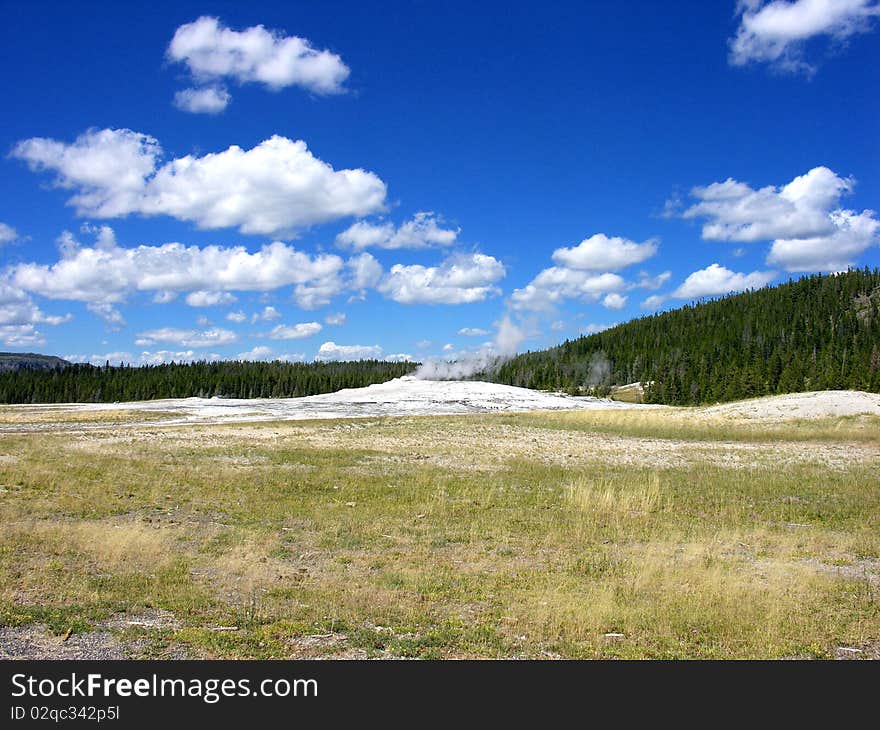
[414,315,525,380]
[587,352,612,387]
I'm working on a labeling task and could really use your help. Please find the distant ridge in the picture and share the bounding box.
[484,269,880,405]
[0,352,70,373]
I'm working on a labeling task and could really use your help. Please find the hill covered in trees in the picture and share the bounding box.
[484,269,880,405]
[0,352,70,373]
[0,359,417,404]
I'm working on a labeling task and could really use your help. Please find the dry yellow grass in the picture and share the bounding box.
[0,408,877,658]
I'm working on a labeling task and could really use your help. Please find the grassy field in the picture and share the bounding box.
[0,408,878,659]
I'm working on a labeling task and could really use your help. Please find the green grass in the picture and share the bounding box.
[0,410,877,659]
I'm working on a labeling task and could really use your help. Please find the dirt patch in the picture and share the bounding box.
[0,625,126,659]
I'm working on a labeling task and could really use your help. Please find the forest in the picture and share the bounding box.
[484,269,880,405]
[0,359,417,404]
[1,270,878,406]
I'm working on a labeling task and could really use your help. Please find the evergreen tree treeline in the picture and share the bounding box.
[0,359,417,404]
[485,269,880,405]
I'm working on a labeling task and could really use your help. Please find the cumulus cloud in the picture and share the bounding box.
[66,351,134,366]
[173,85,231,114]
[252,306,282,322]
[0,325,45,347]
[551,233,658,271]
[510,268,626,312]
[672,263,776,300]
[324,312,346,326]
[134,327,238,348]
[0,223,18,244]
[766,209,880,271]
[641,294,667,310]
[730,0,880,73]
[378,253,505,305]
[12,128,387,236]
[347,252,383,292]
[12,128,161,218]
[314,341,382,361]
[235,346,304,362]
[9,230,346,306]
[87,302,125,327]
[66,350,222,366]
[139,350,221,365]
[168,16,350,95]
[680,166,880,271]
[336,212,459,250]
[0,282,70,346]
[236,346,273,361]
[635,270,672,290]
[185,290,237,307]
[457,327,489,336]
[581,323,612,335]
[267,322,322,339]
[602,292,628,310]
[226,310,247,323]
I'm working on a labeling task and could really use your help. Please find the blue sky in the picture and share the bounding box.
[1,0,878,365]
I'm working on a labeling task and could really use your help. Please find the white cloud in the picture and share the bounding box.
[325,312,346,325]
[173,85,231,114]
[236,345,273,361]
[347,252,383,292]
[226,310,247,323]
[252,305,282,322]
[635,270,672,290]
[602,292,628,310]
[168,16,350,95]
[457,327,489,336]
[681,166,879,271]
[641,294,667,310]
[139,350,221,365]
[384,353,413,362]
[336,212,459,250]
[185,290,237,307]
[9,231,346,305]
[730,0,880,73]
[13,129,387,236]
[0,325,46,347]
[416,340,432,349]
[442,343,454,352]
[378,253,505,305]
[65,351,134,366]
[684,166,851,241]
[551,233,657,271]
[153,291,177,304]
[135,327,238,348]
[315,341,382,361]
[13,128,161,218]
[510,268,626,312]
[672,263,776,299]
[87,302,125,327]
[0,223,18,244]
[581,323,611,335]
[196,315,211,327]
[766,209,880,271]
[0,282,70,345]
[267,322,322,339]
